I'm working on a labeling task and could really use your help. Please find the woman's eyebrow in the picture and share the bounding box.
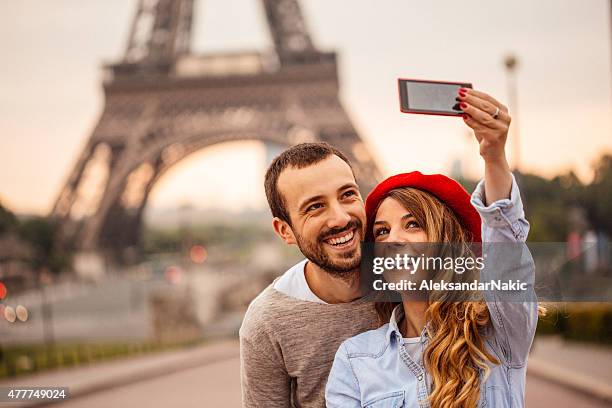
[401,212,414,220]
[373,220,387,225]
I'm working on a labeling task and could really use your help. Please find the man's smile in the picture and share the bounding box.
[323,228,358,250]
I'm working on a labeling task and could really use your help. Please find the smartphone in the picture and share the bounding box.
[398,78,473,116]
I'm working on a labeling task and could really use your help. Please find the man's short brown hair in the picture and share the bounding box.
[264,142,354,225]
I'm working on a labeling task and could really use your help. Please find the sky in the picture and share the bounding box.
[0,0,611,214]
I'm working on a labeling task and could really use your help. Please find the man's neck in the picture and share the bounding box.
[304,261,361,304]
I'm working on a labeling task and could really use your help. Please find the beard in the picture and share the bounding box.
[293,218,363,276]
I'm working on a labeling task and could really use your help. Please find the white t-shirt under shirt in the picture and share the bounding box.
[403,337,422,364]
[273,259,423,362]
[273,259,328,304]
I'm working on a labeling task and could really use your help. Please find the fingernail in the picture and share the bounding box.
[455,97,461,102]
[460,102,468,109]
[462,114,468,120]
[459,88,468,95]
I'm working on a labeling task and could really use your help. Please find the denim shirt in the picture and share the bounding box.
[325,173,538,408]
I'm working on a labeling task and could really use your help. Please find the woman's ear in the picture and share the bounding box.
[272,217,297,245]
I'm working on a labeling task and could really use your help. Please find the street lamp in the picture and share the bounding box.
[504,54,520,173]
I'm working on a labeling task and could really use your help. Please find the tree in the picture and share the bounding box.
[584,154,612,235]
[0,201,18,235]
[18,217,70,273]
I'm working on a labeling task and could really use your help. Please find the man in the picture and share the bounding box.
[239,142,379,407]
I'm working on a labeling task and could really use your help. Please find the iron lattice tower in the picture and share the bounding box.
[51,0,382,261]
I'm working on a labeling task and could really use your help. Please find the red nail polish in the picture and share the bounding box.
[460,102,467,109]
[463,114,468,120]
[459,87,468,93]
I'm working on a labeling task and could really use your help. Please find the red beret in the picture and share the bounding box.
[364,171,482,243]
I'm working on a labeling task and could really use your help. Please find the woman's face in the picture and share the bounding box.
[373,197,428,243]
[372,196,430,292]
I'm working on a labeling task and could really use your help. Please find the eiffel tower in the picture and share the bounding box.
[50,0,382,261]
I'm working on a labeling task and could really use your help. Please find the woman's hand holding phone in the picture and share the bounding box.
[458,88,510,163]
[458,88,513,205]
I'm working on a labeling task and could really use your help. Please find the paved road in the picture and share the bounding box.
[52,356,608,408]
[55,356,242,408]
[525,375,609,408]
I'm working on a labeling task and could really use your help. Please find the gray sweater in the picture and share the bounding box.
[239,280,379,407]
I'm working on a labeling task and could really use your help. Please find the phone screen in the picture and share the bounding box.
[398,79,473,116]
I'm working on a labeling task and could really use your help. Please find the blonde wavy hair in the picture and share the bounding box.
[372,187,528,408]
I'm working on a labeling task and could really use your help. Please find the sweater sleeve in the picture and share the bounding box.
[240,334,292,407]
[239,291,293,408]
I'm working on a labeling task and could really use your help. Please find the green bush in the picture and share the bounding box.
[0,338,207,380]
[536,303,612,345]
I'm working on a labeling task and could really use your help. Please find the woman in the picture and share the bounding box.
[325,88,541,407]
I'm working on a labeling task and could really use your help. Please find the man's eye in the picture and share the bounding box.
[342,190,357,199]
[306,203,323,212]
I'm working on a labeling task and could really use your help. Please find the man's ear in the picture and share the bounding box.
[272,217,297,245]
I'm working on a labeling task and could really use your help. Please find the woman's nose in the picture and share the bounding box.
[382,240,406,258]
[387,228,408,243]
[385,232,419,259]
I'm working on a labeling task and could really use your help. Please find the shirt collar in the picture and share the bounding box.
[385,303,429,344]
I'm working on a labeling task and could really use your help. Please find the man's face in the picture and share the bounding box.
[276,155,366,275]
